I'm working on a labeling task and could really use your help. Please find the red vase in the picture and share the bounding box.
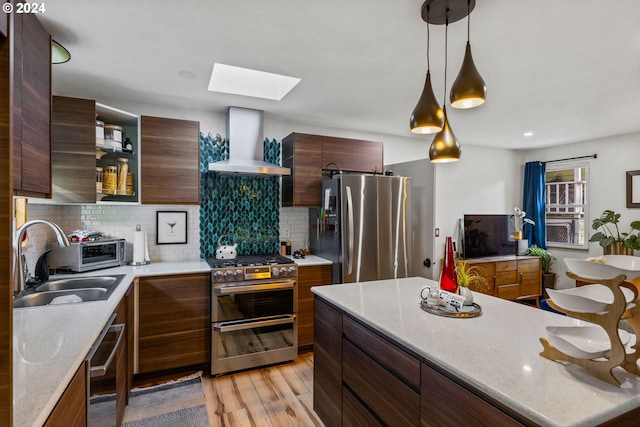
[440,236,458,293]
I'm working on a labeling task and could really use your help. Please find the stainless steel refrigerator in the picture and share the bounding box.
[309,174,413,284]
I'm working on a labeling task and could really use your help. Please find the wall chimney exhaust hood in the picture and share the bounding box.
[208,107,291,176]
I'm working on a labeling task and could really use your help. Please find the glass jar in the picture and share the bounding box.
[126,173,134,196]
[96,167,103,193]
[103,166,117,194]
[116,158,128,195]
[96,120,105,139]
[104,124,123,150]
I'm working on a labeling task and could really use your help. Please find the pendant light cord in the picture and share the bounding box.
[466,0,470,42]
[443,11,449,103]
[426,6,431,70]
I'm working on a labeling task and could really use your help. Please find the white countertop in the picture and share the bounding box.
[311,277,640,427]
[13,260,211,427]
[289,254,332,266]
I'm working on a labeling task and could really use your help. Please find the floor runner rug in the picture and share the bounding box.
[123,373,209,427]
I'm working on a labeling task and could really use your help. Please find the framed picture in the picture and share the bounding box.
[156,211,187,244]
[627,170,640,208]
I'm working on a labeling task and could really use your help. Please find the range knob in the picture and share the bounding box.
[234,269,243,280]
[271,267,280,277]
[288,267,297,277]
[280,267,287,277]
[224,270,234,281]
[213,271,224,281]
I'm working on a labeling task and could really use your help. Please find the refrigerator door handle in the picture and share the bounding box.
[346,185,355,275]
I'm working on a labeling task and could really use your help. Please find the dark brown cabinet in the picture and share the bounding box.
[140,116,200,205]
[51,96,96,203]
[44,362,87,427]
[321,136,383,175]
[137,273,210,374]
[282,133,323,207]
[297,264,331,350]
[420,361,524,427]
[282,132,384,207]
[314,296,532,427]
[10,7,51,197]
[313,298,342,427]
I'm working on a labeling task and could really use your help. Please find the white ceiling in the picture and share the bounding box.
[40,0,640,150]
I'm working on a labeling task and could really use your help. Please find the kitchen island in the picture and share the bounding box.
[312,277,640,427]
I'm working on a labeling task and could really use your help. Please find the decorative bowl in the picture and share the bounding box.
[546,326,630,359]
[564,256,640,281]
[546,284,636,314]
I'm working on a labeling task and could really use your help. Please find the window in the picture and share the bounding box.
[545,162,589,249]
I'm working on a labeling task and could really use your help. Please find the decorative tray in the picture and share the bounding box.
[420,300,482,318]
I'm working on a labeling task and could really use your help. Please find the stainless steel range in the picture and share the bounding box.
[207,254,298,375]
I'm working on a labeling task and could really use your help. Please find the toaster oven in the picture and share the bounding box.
[49,238,126,272]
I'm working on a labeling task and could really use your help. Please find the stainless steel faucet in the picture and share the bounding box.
[13,220,70,295]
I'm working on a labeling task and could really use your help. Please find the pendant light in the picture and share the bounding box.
[429,10,461,163]
[410,6,444,134]
[450,0,486,109]
[51,40,71,64]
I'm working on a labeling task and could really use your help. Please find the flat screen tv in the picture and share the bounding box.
[462,214,516,259]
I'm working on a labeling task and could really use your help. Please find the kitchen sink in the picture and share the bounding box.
[13,274,125,308]
[36,276,120,292]
[13,288,108,308]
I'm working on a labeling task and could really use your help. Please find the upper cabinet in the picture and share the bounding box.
[11,9,51,197]
[282,132,384,207]
[140,116,200,205]
[321,136,383,175]
[51,96,140,203]
[282,133,323,207]
[51,98,201,205]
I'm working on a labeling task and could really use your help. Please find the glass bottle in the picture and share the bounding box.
[439,236,458,293]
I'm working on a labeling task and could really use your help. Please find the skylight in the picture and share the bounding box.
[207,63,301,101]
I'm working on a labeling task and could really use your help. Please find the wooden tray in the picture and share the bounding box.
[420,300,482,318]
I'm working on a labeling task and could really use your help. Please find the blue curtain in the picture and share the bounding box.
[523,161,546,249]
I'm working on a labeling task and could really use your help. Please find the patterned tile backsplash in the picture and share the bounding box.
[199,133,282,257]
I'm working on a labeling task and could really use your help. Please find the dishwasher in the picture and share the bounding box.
[85,313,125,427]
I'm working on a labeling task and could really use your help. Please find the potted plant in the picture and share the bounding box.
[525,245,556,289]
[589,209,640,255]
[455,260,489,305]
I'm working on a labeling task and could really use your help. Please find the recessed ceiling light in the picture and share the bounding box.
[178,70,197,79]
[523,131,534,137]
[208,63,301,101]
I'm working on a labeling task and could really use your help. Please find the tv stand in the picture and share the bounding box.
[463,256,542,307]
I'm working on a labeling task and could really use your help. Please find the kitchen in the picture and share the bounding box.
[3,0,640,426]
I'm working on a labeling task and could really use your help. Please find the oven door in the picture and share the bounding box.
[211,278,297,375]
[212,314,297,375]
[212,279,296,323]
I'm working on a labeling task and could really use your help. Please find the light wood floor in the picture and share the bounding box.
[202,352,325,427]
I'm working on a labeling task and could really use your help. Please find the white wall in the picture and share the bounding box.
[431,145,522,279]
[522,131,640,289]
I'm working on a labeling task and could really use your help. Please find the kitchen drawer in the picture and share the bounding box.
[496,271,517,286]
[343,315,420,391]
[495,261,517,272]
[343,386,384,427]
[517,258,539,273]
[343,339,420,427]
[421,362,524,426]
[497,284,519,300]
